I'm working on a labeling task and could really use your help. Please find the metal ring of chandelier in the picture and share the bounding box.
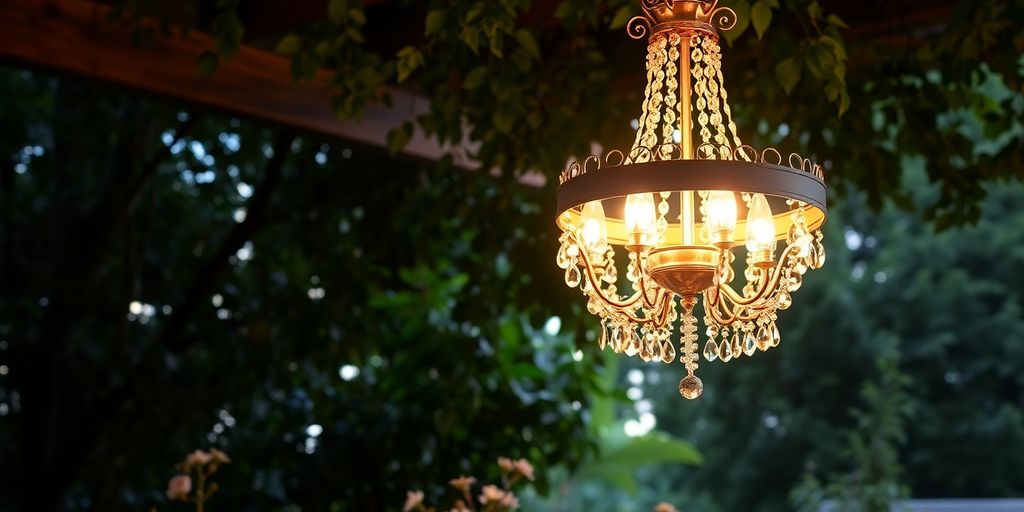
[556,159,827,242]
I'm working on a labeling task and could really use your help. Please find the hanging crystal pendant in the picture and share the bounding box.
[756,326,771,351]
[662,340,677,363]
[743,331,757,356]
[719,336,733,362]
[565,266,581,288]
[703,339,719,362]
[777,291,792,310]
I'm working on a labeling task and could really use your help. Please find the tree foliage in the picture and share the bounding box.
[612,169,1024,512]
[3,0,1024,510]
[0,70,609,510]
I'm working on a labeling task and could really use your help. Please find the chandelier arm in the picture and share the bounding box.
[577,251,647,310]
[636,265,664,309]
[604,288,671,326]
[717,243,800,307]
[574,242,670,316]
[706,289,760,324]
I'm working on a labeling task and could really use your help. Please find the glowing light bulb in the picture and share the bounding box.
[624,193,657,247]
[705,190,737,244]
[580,200,608,254]
[745,193,776,252]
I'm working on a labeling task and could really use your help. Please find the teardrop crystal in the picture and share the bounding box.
[598,325,608,350]
[771,323,781,347]
[639,337,653,362]
[565,266,582,288]
[743,331,757,356]
[603,261,618,283]
[662,341,676,363]
[812,241,826,269]
[756,327,771,351]
[703,340,719,362]
[731,331,742,358]
[556,245,571,269]
[658,199,670,215]
[719,337,733,362]
[611,327,624,353]
[625,332,640,357]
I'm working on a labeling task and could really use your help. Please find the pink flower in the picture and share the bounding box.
[449,500,472,512]
[209,448,232,464]
[449,475,476,493]
[403,490,424,512]
[165,474,192,500]
[500,491,520,509]
[479,484,505,505]
[497,457,515,473]
[184,449,212,468]
[512,459,535,481]
[654,503,679,512]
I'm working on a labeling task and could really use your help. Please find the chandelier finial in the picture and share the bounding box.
[627,0,738,39]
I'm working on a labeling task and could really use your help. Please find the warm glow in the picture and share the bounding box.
[624,193,657,241]
[705,190,737,234]
[745,193,775,251]
[580,200,608,253]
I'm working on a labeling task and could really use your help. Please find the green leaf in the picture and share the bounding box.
[346,27,365,44]
[463,67,488,90]
[425,10,445,35]
[275,34,303,56]
[386,122,413,154]
[575,433,703,494]
[751,0,773,39]
[328,0,347,24]
[806,42,835,79]
[838,89,851,116]
[396,46,424,83]
[610,5,634,29]
[515,29,540,60]
[775,56,801,94]
[196,51,220,77]
[599,434,703,467]
[807,1,823,20]
[827,14,850,29]
[349,8,366,25]
[820,34,848,62]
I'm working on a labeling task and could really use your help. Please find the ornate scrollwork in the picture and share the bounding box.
[559,143,827,185]
[626,0,738,40]
[626,15,653,40]
[699,1,738,31]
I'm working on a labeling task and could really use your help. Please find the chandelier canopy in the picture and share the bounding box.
[555,0,828,399]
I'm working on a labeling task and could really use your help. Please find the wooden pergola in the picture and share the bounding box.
[0,0,949,180]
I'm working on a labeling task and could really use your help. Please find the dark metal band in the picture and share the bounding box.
[556,159,827,215]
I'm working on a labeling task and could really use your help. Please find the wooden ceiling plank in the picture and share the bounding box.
[0,0,539,184]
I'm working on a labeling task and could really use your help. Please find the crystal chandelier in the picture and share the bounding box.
[555,0,828,399]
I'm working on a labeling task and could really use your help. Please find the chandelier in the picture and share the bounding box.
[555,0,827,399]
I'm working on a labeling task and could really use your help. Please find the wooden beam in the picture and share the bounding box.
[0,0,546,186]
